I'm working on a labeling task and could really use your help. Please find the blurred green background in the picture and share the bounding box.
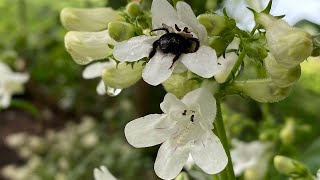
[0,0,319,180]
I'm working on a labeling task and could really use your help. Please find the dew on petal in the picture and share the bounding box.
[106,87,122,96]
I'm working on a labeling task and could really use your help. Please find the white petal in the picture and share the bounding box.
[0,93,11,108]
[151,0,180,29]
[160,93,186,114]
[176,1,208,44]
[154,138,189,179]
[0,62,12,73]
[83,61,115,79]
[113,36,158,62]
[96,80,106,95]
[182,88,216,123]
[142,52,174,86]
[214,52,238,83]
[94,166,117,180]
[190,132,228,174]
[124,114,175,148]
[180,46,218,78]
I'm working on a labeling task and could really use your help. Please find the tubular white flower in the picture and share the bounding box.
[113,0,219,86]
[0,62,29,108]
[231,139,271,177]
[60,8,124,31]
[65,30,116,65]
[257,13,313,69]
[94,166,117,180]
[124,88,228,179]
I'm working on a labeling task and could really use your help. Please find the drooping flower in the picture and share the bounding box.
[0,62,29,108]
[64,30,116,65]
[60,7,124,31]
[256,13,313,69]
[231,139,272,178]
[114,0,219,86]
[94,166,117,180]
[125,88,227,179]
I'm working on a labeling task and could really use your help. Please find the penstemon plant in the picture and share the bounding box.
[60,0,319,179]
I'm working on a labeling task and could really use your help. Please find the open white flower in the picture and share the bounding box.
[0,62,29,108]
[125,88,227,179]
[94,166,117,180]
[114,0,218,86]
[231,139,271,178]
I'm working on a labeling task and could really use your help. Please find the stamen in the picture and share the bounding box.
[190,115,194,122]
[183,27,190,33]
[175,24,181,32]
[182,110,187,116]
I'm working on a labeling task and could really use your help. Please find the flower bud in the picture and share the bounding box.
[265,53,301,88]
[233,79,291,103]
[64,30,116,65]
[280,118,295,145]
[126,2,143,18]
[274,155,310,177]
[197,14,235,36]
[214,52,237,83]
[256,13,313,69]
[243,39,268,61]
[209,31,235,56]
[108,22,135,42]
[162,73,200,98]
[102,61,144,89]
[60,8,124,31]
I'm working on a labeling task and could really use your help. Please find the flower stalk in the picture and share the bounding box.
[223,51,246,85]
[214,97,235,180]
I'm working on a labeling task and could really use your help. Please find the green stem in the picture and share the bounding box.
[223,51,246,85]
[213,98,235,180]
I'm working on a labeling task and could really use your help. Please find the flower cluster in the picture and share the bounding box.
[60,0,318,179]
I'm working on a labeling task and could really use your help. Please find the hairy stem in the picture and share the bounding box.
[214,98,235,180]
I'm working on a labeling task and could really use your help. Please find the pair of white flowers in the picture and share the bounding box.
[0,62,29,108]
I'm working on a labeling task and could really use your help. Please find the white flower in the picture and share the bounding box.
[316,168,320,180]
[60,8,124,31]
[256,13,313,69]
[125,88,227,179]
[231,139,271,178]
[0,62,29,108]
[114,0,219,86]
[94,166,117,180]
[64,30,116,65]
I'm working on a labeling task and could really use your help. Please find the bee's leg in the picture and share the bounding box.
[149,40,159,59]
[150,28,169,35]
[169,53,181,69]
[189,38,200,52]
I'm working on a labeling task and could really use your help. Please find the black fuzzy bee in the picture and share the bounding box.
[148,24,200,68]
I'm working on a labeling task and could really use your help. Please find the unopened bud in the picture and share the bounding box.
[274,155,310,178]
[243,39,268,61]
[126,2,143,18]
[209,31,235,56]
[233,79,291,103]
[64,30,116,65]
[162,73,200,98]
[256,13,313,68]
[265,53,301,88]
[198,14,235,36]
[102,61,144,89]
[280,118,295,145]
[108,22,135,42]
[60,8,124,31]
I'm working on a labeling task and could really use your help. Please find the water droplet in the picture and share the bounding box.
[106,87,122,96]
